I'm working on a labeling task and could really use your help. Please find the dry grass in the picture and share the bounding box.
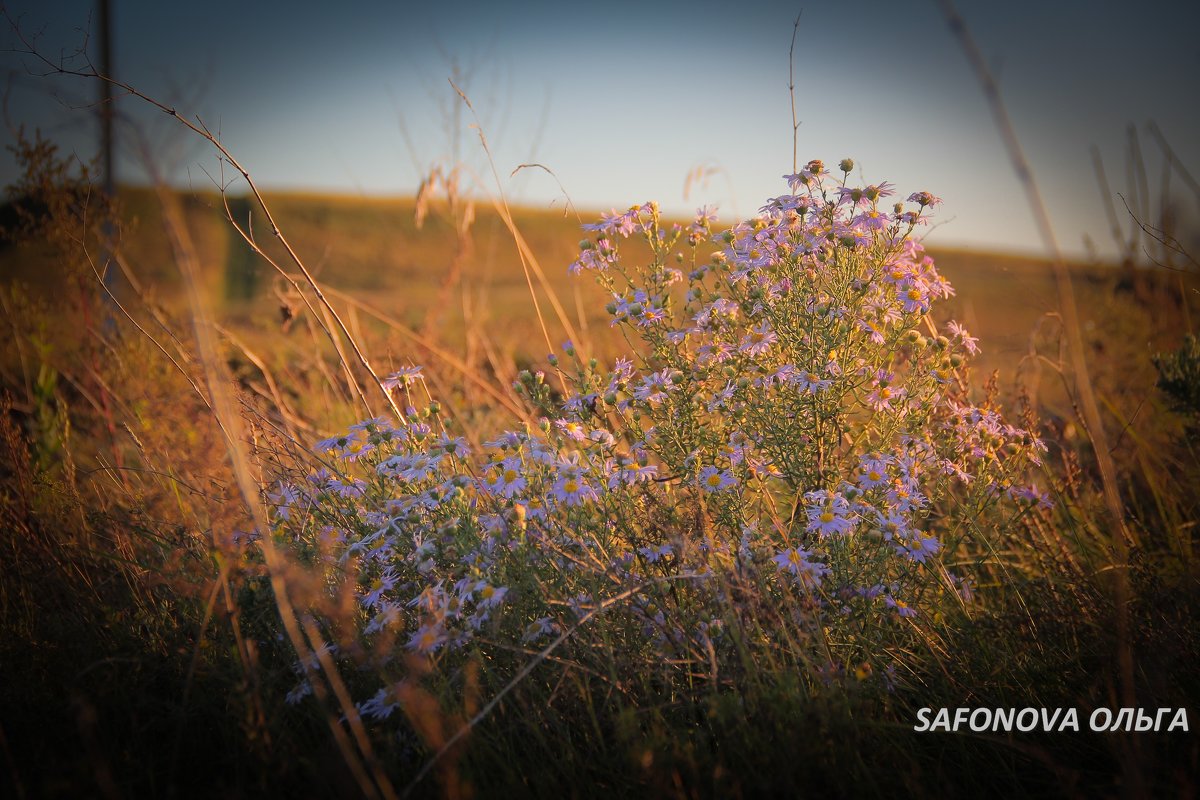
[1,166,1197,797]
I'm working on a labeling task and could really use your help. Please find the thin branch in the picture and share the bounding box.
[5,21,404,424]
[788,10,803,175]
[1118,193,1199,271]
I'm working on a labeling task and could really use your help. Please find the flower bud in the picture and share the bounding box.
[838,158,854,173]
[579,239,594,250]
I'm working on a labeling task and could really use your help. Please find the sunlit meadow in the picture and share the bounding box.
[2,6,1199,799]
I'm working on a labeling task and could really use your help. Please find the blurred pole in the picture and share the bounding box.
[99,0,117,317]
[99,0,113,197]
[96,0,123,473]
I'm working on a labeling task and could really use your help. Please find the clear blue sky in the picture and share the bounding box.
[2,0,1198,259]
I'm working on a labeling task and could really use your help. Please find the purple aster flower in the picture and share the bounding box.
[407,622,448,654]
[698,465,737,493]
[907,191,942,207]
[884,595,917,618]
[738,321,778,357]
[804,489,855,537]
[550,470,598,506]
[381,365,423,391]
[772,546,829,588]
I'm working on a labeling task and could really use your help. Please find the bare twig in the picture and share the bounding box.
[788,10,803,174]
[5,22,405,424]
[1118,193,1199,271]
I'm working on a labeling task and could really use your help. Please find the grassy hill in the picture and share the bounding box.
[4,185,1188,427]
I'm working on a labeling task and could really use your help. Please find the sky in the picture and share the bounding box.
[1,0,1198,260]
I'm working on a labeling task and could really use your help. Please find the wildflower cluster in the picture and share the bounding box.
[269,161,1048,728]
[564,161,1046,609]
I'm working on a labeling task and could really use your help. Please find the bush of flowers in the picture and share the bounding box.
[269,158,1049,730]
